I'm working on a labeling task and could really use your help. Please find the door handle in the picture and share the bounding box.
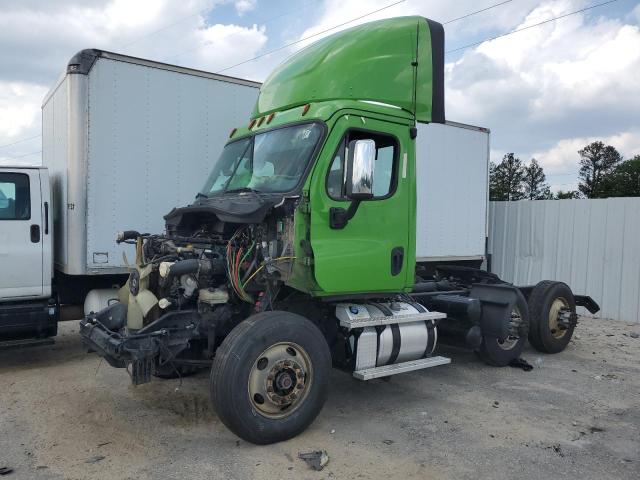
[44,201,49,234]
[391,247,404,276]
[30,224,40,243]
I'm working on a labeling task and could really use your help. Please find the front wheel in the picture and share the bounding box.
[210,311,331,444]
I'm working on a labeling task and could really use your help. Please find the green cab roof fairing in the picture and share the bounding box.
[252,16,445,124]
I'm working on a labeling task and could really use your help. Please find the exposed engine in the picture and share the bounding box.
[116,207,297,331]
[80,195,300,384]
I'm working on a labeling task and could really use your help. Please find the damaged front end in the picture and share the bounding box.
[80,303,201,384]
[79,121,324,384]
[79,191,300,385]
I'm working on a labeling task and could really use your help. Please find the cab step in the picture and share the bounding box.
[353,355,451,380]
[338,310,445,329]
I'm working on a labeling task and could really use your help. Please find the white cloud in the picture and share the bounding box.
[1,0,638,185]
[295,0,542,48]
[234,0,256,16]
[632,4,640,23]
[0,0,268,164]
[533,129,640,174]
[0,82,47,165]
[443,0,640,193]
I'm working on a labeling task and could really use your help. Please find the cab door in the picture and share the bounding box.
[309,115,412,294]
[0,169,44,299]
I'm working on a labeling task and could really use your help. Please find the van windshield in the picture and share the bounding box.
[200,123,323,196]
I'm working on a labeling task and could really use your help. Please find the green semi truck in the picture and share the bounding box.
[80,16,599,444]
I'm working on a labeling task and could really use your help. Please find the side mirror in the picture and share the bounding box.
[345,139,375,200]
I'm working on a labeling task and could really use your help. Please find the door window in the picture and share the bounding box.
[326,130,398,200]
[0,173,30,220]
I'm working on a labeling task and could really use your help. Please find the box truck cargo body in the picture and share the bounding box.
[42,49,260,276]
[415,121,489,262]
[0,49,259,342]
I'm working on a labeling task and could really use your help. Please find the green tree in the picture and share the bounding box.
[490,153,526,201]
[600,155,640,197]
[577,141,622,198]
[523,158,552,199]
[555,189,580,199]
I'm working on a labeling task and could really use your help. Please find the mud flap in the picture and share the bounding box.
[469,284,520,341]
[574,295,600,314]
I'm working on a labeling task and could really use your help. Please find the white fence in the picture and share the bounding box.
[488,198,640,324]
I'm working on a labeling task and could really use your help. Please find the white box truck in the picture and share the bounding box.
[0,49,259,344]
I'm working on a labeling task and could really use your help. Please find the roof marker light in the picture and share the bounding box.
[267,112,275,124]
[248,118,256,129]
[257,116,265,127]
[302,104,311,116]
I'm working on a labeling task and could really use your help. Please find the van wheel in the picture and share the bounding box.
[528,281,576,354]
[476,290,529,367]
[210,311,331,445]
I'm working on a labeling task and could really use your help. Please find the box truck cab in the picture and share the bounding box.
[0,166,57,341]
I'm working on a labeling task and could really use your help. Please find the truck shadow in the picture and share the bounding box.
[0,320,89,372]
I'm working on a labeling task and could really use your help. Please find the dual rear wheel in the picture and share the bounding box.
[476,281,577,366]
[476,289,529,367]
[527,281,577,353]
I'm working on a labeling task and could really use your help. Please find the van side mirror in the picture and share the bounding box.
[345,139,375,200]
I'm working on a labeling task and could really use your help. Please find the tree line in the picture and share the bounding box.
[489,141,640,201]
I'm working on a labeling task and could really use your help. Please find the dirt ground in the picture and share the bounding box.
[0,317,638,480]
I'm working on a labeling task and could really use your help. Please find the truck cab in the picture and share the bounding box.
[79,16,599,445]
[0,166,57,341]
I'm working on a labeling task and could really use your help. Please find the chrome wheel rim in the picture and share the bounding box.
[248,342,312,419]
[549,297,570,339]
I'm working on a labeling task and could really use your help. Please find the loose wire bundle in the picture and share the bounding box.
[226,227,255,303]
[225,227,296,304]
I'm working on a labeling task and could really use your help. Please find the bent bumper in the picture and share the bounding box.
[79,305,201,384]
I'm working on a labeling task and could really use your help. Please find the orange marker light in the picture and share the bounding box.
[267,112,275,124]
[248,118,256,129]
[302,104,311,116]
[257,116,265,127]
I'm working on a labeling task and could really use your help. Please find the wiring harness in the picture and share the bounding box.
[225,226,296,304]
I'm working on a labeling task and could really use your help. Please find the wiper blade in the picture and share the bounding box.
[225,187,261,194]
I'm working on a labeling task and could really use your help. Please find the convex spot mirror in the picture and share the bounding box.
[345,139,375,200]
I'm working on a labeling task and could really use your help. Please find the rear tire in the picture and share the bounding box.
[476,290,529,367]
[527,281,576,354]
[210,311,331,445]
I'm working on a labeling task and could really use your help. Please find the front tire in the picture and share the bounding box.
[210,311,331,444]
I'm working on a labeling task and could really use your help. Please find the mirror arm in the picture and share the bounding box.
[329,200,361,229]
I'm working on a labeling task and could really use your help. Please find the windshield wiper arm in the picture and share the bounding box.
[225,187,261,194]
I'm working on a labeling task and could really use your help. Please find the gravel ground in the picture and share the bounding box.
[0,317,638,480]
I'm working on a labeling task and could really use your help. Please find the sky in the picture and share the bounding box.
[0,0,639,192]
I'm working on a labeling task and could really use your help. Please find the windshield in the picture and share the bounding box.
[200,123,323,196]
